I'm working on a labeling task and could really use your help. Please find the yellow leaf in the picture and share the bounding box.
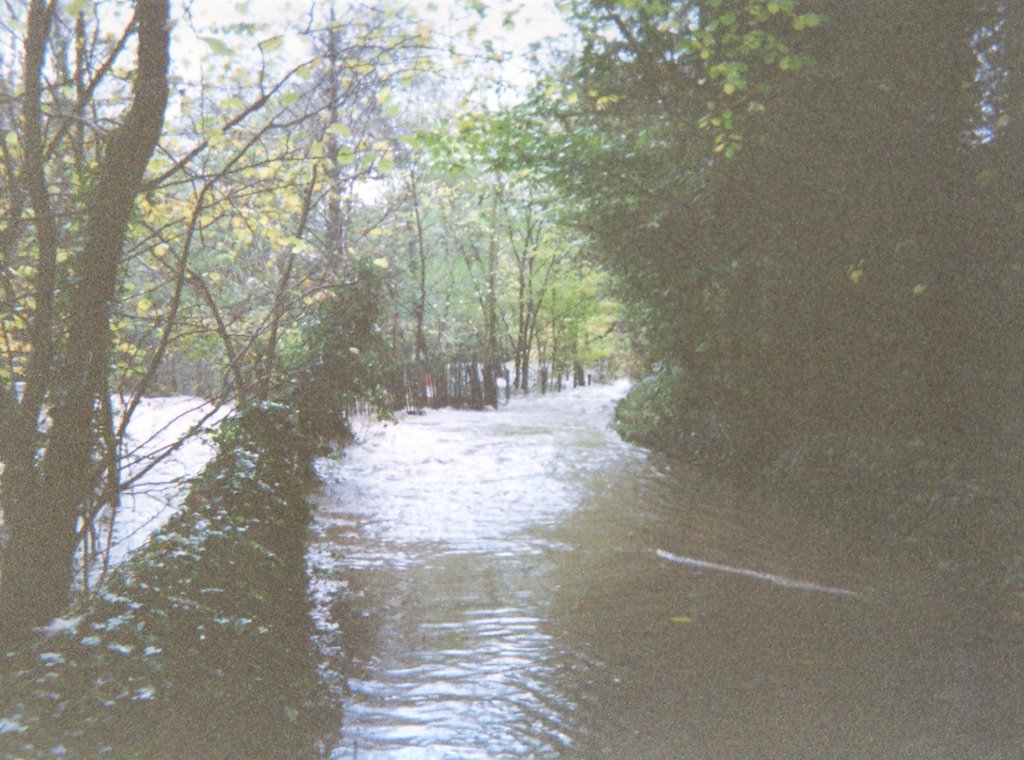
[372,257,390,269]
[794,14,823,30]
[723,83,736,95]
[849,268,864,285]
[912,283,927,295]
[136,297,153,316]
[670,615,693,624]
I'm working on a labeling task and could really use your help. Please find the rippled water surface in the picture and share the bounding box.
[309,383,1022,759]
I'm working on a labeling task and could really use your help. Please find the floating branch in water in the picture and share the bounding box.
[656,549,861,598]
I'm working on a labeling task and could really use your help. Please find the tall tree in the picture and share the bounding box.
[713,0,979,452]
[0,0,170,649]
[970,0,1024,453]
[539,0,983,467]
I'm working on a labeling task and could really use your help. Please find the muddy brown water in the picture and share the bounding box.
[309,382,1022,759]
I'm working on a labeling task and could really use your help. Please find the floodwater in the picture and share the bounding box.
[309,382,1022,759]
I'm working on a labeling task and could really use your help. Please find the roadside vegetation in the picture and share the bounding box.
[1,0,1023,752]
[525,0,1024,612]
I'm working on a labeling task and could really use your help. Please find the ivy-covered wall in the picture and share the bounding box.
[0,403,335,759]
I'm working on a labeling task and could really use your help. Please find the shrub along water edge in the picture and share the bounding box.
[0,402,336,759]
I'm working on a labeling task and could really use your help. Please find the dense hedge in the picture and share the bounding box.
[614,375,1024,610]
[0,403,334,759]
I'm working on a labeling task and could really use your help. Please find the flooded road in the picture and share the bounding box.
[309,383,1022,759]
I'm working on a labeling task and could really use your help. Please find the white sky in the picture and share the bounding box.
[172,0,571,94]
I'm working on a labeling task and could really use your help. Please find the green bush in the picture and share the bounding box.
[290,259,394,446]
[613,366,734,465]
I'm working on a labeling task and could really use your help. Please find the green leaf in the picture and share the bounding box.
[260,36,284,53]
[202,37,232,56]
[295,57,321,80]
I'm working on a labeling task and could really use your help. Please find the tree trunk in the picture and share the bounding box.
[0,0,170,651]
[482,195,500,409]
[469,361,483,409]
[573,362,585,388]
[262,168,317,400]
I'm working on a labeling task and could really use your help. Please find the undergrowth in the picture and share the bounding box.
[0,403,333,759]
[614,369,1024,614]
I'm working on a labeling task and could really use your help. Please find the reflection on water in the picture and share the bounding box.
[310,382,1022,759]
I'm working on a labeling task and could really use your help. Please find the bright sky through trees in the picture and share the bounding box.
[173,0,571,99]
